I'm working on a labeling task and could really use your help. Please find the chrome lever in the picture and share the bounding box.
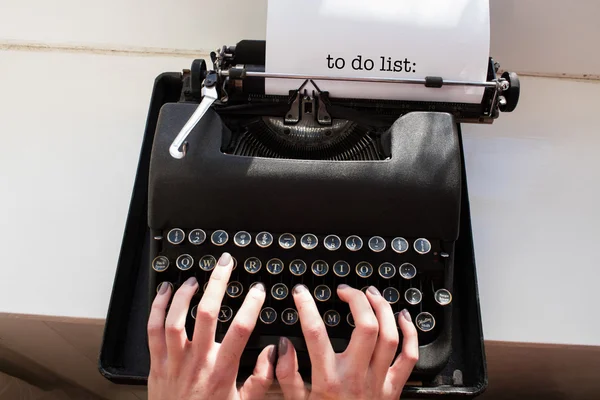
[169,72,219,159]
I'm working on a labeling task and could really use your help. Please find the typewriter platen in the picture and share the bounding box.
[147,40,519,388]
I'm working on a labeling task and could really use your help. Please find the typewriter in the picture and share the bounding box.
[146,40,519,389]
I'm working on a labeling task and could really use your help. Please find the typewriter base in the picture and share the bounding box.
[99,73,487,398]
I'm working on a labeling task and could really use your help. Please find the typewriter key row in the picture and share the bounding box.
[165,228,432,254]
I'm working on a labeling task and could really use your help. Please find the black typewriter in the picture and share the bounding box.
[103,40,520,396]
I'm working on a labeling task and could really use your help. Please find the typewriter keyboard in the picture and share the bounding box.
[151,228,452,351]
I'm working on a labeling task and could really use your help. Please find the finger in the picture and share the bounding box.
[164,276,198,361]
[388,309,419,388]
[147,281,172,365]
[238,345,276,400]
[364,286,400,382]
[276,337,309,400]
[337,284,379,371]
[217,282,266,375]
[292,284,335,371]
[193,252,234,353]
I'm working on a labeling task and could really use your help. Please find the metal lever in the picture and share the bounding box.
[169,72,219,159]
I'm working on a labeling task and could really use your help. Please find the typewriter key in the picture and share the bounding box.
[233,231,251,247]
[391,237,409,253]
[301,233,318,250]
[382,287,400,304]
[232,257,237,270]
[368,236,386,252]
[415,312,435,332]
[256,232,273,248]
[199,255,217,271]
[152,256,170,272]
[393,312,400,327]
[314,285,332,302]
[278,233,296,249]
[259,307,277,324]
[356,261,373,278]
[226,281,243,298]
[244,257,262,274]
[311,260,329,276]
[218,306,233,323]
[414,238,431,255]
[271,283,289,300]
[323,310,341,327]
[156,281,173,294]
[176,254,194,271]
[345,235,363,251]
[360,286,369,293]
[266,258,284,275]
[203,282,208,291]
[434,288,452,306]
[404,288,422,305]
[347,313,355,327]
[211,230,229,246]
[324,235,342,251]
[378,262,396,279]
[289,259,307,276]
[333,260,350,277]
[191,305,197,319]
[167,228,185,245]
[399,263,417,280]
[188,229,206,245]
[282,308,299,325]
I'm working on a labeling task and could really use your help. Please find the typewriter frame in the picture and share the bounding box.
[99,72,488,398]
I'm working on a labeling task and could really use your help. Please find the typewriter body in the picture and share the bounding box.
[145,40,519,390]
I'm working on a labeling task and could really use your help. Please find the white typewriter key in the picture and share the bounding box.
[188,229,206,245]
[191,305,198,319]
[233,231,251,247]
[300,233,318,250]
[167,228,185,245]
[405,288,422,305]
[368,236,386,252]
[278,233,296,249]
[434,288,452,306]
[311,260,329,276]
[152,256,170,272]
[282,308,299,325]
[226,281,243,298]
[271,283,289,300]
[176,254,194,271]
[391,237,409,253]
[156,281,173,294]
[383,287,400,304]
[211,230,229,246]
[347,313,355,327]
[333,260,350,277]
[218,306,233,323]
[415,312,436,332]
[378,262,396,279]
[199,255,217,271]
[244,257,262,274]
[324,235,342,251]
[266,258,284,275]
[414,238,432,254]
[399,263,417,280]
[259,307,277,324]
[255,232,273,248]
[289,259,307,276]
[323,310,341,327]
[314,285,332,302]
[356,261,373,278]
[345,235,363,251]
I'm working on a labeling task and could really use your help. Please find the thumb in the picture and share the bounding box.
[275,337,309,400]
[238,345,276,400]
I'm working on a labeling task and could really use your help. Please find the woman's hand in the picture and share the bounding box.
[147,252,276,400]
[276,284,419,400]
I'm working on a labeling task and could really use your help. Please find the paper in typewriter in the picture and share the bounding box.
[265,0,490,104]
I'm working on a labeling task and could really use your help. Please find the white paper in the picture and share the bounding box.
[265,0,490,104]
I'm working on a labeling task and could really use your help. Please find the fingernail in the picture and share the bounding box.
[218,252,232,266]
[292,284,307,294]
[268,345,277,365]
[401,309,412,323]
[252,282,265,292]
[367,286,380,296]
[338,284,349,290]
[185,276,197,286]
[278,337,289,356]
[158,282,169,294]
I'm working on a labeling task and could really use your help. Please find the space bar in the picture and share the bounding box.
[217,334,349,353]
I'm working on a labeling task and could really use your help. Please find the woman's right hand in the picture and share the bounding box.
[275,284,419,400]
